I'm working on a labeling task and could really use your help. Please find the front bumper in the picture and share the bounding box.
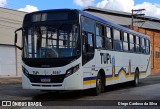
[22,70,83,90]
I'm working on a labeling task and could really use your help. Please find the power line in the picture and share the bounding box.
[131,9,146,29]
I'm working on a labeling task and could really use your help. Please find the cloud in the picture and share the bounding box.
[97,0,108,8]
[18,5,38,13]
[0,0,7,7]
[96,0,160,18]
[97,0,134,13]
[74,0,94,7]
[134,2,160,18]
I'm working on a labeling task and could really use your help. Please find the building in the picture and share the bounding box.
[0,7,26,76]
[84,6,160,74]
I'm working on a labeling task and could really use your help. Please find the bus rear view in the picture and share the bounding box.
[15,9,82,90]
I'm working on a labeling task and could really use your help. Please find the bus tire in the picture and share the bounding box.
[132,69,139,86]
[93,73,102,96]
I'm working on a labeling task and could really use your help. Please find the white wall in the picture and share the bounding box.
[0,7,26,76]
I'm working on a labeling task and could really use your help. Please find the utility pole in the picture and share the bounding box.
[131,9,146,29]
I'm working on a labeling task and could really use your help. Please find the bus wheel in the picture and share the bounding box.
[132,69,139,86]
[94,73,102,96]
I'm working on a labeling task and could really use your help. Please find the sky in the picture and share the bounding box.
[0,0,160,18]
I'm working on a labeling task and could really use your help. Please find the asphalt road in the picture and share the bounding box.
[0,74,160,109]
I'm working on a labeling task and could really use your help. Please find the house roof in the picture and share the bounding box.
[84,6,160,30]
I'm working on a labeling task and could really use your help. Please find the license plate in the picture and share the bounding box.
[40,78,51,83]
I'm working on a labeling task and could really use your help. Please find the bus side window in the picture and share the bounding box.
[135,36,140,53]
[113,29,122,51]
[129,34,135,52]
[146,39,150,54]
[96,24,105,49]
[123,32,129,51]
[141,38,146,54]
[87,33,94,53]
[83,32,94,53]
[105,27,112,49]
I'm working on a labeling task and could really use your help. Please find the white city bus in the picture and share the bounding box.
[15,9,150,95]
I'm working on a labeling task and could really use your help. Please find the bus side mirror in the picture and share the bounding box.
[15,33,18,44]
[15,27,23,50]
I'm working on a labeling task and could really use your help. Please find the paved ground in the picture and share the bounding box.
[0,74,160,109]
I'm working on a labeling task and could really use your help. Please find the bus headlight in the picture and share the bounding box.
[22,66,29,77]
[66,64,80,77]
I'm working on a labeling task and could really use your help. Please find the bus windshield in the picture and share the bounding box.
[23,24,80,58]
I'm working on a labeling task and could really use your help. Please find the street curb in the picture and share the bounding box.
[0,77,21,85]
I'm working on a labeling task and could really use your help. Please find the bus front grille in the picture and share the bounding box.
[28,74,66,83]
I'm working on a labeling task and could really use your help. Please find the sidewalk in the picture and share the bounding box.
[149,73,160,78]
[0,77,21,85]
